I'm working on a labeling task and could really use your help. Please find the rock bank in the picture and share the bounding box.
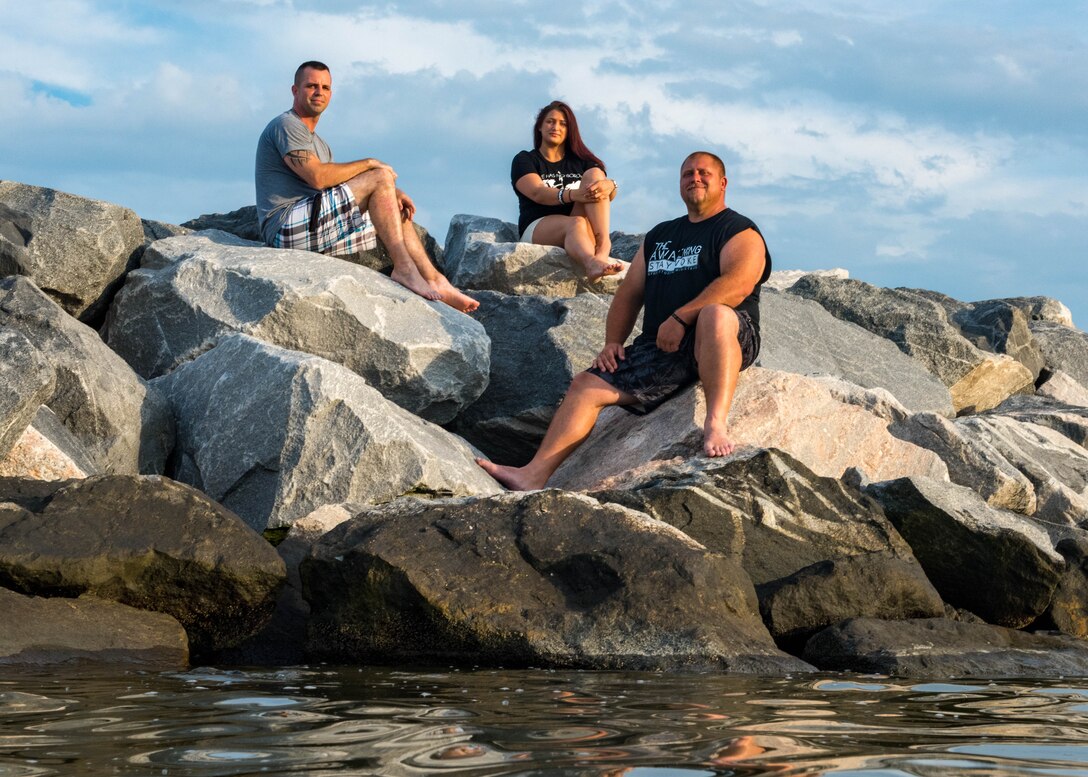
[2,184,1087,676]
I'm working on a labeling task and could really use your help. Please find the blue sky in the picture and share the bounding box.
[3,1,1086,325]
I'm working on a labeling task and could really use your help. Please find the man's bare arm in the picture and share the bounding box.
[677,229,766,319]
[656,228,767,351]
[284,149,393,190]
[593,244,646,371]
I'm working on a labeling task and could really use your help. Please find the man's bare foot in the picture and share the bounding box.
[391,267,442,301]
[582,257,628,281]
[429,275,479,313]
[703,419,735,457]
[476,458,546,491]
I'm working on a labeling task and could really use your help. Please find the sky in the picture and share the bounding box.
[2,1,1086,326]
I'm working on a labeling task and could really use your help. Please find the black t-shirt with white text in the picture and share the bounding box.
[635,208,772,346]
[510,149,595,235]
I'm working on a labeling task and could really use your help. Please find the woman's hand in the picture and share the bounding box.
[582,178,616,202]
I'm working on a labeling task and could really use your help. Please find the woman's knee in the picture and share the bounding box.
[580,167,606,186]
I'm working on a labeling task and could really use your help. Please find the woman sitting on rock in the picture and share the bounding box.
[511,101,625,280]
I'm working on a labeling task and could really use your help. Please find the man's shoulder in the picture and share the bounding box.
[261,109,302,135]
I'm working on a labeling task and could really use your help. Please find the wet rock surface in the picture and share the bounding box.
[804,617,1088,678]
[303,490,811,672]
[0,475,285,657]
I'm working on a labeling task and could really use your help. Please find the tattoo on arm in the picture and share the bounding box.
[286,150,312,170]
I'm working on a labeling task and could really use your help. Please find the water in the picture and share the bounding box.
[2,666,1088,776]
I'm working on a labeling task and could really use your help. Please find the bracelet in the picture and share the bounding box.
[557,187,564,205]
[671,312,690,330]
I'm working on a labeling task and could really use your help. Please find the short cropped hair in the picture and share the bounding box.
[684,151,726,177]
[294,61,330,86]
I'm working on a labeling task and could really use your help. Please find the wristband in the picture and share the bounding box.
[671,312,690,330]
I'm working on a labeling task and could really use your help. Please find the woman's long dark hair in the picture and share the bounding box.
[533,100,606,173]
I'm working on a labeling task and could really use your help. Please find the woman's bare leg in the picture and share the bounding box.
[531,215,624,281]
[573,167,613,261]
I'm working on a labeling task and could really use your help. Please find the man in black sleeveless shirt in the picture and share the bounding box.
[478,151,771,490]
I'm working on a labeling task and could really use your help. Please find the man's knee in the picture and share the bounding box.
[696,304,740,337]
[347,166,395,200]
[695,305,741,356]
[567,370,622,405]
[569,370,603,395]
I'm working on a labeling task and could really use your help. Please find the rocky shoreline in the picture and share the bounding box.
[2,181,1088,678]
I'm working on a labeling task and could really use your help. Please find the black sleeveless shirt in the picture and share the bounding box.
[635,208,772,346]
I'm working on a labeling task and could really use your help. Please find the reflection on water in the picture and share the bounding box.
[1,666,1087,776]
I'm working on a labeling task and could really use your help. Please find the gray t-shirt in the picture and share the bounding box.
[254,110,333,245]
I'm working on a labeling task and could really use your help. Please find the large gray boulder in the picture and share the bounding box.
[0,181,144,323]
[450,291,615,464]
[900,409,1088,526]
[153,334,500,530]
[443,214,625,297]
[890,411,1037,514]
[0,407,100,481]
[985,394,1088,448]
[106,231,488,423]
[593,450,915,586]
[302,490,811,672]
[182,205,262,241]
[758,289,954,416]
[141,219,191,242]
[0,328,54,457]
[1046,535,1088,638]
[0,277,173,475]
[608,230,644,262]
[994,295,1074,327]
[548,368,947,492]
[953,415,1088,526]
[591,450,942,646]
[1031,321,1088,391]
[804,617,1088,678]
[0,588,189,668]
[950,298,1046,380]
[443,213,519,269]
[757,553,945,649]
[0,474,285,657]
[790,276,1034,414]
[865,476,1064,627]
[1039,370,1088,406]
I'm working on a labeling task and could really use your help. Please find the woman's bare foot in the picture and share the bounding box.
[429,275,480,313]
[582,257,627,281]
[475,458,547,491]
[391,267,442,301]
[703,417,736,457]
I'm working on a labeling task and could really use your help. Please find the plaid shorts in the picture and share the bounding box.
[587,309,760,415]
[273,183,378,254]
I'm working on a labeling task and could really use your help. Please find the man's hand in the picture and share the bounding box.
[396,189,415,222]
[592,342,626,372]
[656,314,687,352]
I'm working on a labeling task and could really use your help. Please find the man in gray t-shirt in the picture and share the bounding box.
[254,61,477,312]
